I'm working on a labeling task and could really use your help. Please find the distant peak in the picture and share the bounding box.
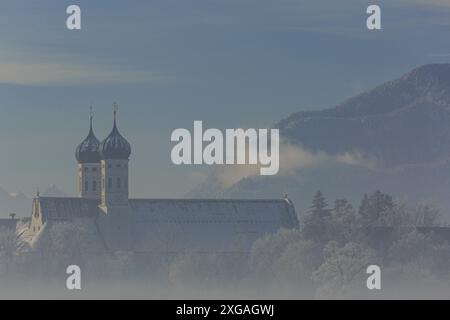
[403,63,450,82]
[411,63,450,71]
[42,184,66,197]
[279,63,450,128]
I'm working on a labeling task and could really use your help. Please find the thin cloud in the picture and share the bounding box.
[0,62,164,86]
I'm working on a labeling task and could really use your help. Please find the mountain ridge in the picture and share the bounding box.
[277,64,450,167]
[279,64,450,123]
[190,64,450,220]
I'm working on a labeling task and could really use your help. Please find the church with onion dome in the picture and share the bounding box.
[25,105,298,253]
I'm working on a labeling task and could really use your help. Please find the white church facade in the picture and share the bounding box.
[26,108,298,253]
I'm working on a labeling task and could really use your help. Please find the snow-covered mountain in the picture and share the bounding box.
[278,64,450,167]
[41,184,67,197]
[189,64,450,220]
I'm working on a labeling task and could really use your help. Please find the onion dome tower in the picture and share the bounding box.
[97,104,133,251]
[99,104,131,208]
[75,108,101,199]
[98,107,131,161]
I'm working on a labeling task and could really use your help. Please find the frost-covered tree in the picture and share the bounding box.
[388,228,433,264]
[250,228,302,280]
[387,227,450,278]
[303,192,341,244]
[246,190,449,298]
[273,240,320,290]
[331,199,363,244]
[0,230,22,275]
[358,190,400,227]
[313,241,378,298]
[410,203,440,227]
[311,190,330,217]
[333,199,355,225]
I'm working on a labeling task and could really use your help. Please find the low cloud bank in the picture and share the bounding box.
[213,144,376,188]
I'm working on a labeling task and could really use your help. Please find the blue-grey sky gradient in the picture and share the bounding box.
[0,0,450,197]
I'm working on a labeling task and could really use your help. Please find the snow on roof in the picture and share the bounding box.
[130,198,298,252]
[38,197,99,221]
[35,197,298,253]
[130,198,296,224]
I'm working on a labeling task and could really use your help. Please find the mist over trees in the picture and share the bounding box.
[249,190,450,298]
[166,190,450,298]
[0,190,449,298]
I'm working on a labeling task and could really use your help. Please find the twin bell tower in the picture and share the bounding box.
[75,104,132,249]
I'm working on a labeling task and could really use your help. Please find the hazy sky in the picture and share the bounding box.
[0,0,450,197]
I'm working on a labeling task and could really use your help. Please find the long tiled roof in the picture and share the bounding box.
[38,197,99,221]
[35,196,299,252]
[38,197,297,225]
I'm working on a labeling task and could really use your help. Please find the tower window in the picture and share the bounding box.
[93,180,97,191]
[85,180,89,191]
[117,178,121,189]
[108,178,112,189]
